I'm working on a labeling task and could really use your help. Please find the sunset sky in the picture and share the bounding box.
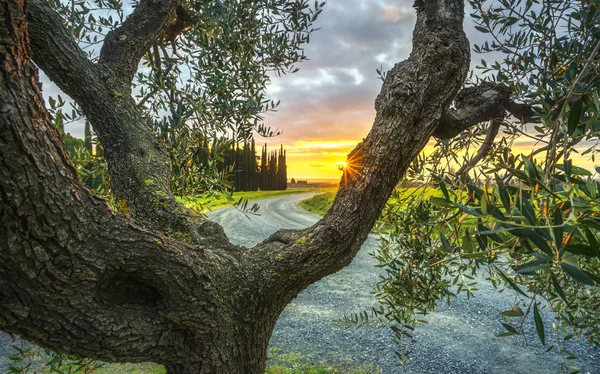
[40,0,596,180]
[259,0,597,179]
[261,0,418,180]
[251,0,500,180]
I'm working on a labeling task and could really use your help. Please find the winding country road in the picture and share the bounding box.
[208,193,600,374]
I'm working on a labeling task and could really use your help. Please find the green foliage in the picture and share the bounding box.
[49,94,109,198]
[46,0,324,199]
[300,188,443,219]
[138,0,322,197]
[136,0,324,136]
[66,145,110,198]
[47,93,86,134]
[153,104,235,197]
[7,340,103,373]
[359,0,600,370]
[62,132,84,154]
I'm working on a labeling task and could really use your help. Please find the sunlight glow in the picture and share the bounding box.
[335,161,347,170]
[339,155,363,189]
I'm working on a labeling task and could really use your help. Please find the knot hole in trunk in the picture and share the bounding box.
[96,273,164,307]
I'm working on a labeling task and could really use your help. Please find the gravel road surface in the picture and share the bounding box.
[208,193,600,374]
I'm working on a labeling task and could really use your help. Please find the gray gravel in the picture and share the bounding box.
[0,333,14,372]
[1,193,598,373]
[208,193,600,374]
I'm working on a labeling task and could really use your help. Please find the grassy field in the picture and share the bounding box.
[299,191,336,216]
[265,348,379,374]
[300,187,443,216]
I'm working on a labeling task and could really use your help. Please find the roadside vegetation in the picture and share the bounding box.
[265,348,379,374]
[7,345,378,374]
[299,192,336,216]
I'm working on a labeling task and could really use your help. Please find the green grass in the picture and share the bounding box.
[299,191,336,216]
[80,348,380,374]
[97,362,165,374]
[181,186,337,213]
[266,348,380,374]
[300,187,444,217]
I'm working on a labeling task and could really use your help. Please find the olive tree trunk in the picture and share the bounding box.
[0,0,475,372]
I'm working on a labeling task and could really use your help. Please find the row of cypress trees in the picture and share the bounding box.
[259,143,287,191]
[80,120,288,193]
[220,140,287,192]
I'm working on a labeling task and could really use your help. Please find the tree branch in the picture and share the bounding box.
[433,82,538,140]
[506,101,537,123]
[431,82,539,177]
[434,82,509,139]
[1,1,478,371]
[27,0,203,237]
[26,0,101,103]
[1,3,231,366]
[455,118,502,176]
[2,8,276,372]
[99,0,178,81]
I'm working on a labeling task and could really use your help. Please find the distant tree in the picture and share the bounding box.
[62,132,84,154]
[291,178,296,185]
[257,144,288,191]
[83,120,92,154]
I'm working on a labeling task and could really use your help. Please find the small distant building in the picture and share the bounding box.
[296,179,308,185]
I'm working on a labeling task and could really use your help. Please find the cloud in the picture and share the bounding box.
[382,5,414,24]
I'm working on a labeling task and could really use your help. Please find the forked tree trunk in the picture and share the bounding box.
[0,0,471,372]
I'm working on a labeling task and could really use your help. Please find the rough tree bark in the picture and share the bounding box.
[0,0,510,372]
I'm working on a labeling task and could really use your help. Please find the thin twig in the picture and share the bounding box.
[456,119,502,176]
[545,40,600,173]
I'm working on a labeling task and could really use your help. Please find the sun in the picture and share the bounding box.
[334,156,362,188]
[335,161,347,170]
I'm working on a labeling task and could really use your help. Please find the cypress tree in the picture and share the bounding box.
[83,121,92,154]
[222,142,287,191]
[269,151,277,190]
[279,145,287,190]
[250,140,258,191]
[234,142,241,191]
[260,144,267,190]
